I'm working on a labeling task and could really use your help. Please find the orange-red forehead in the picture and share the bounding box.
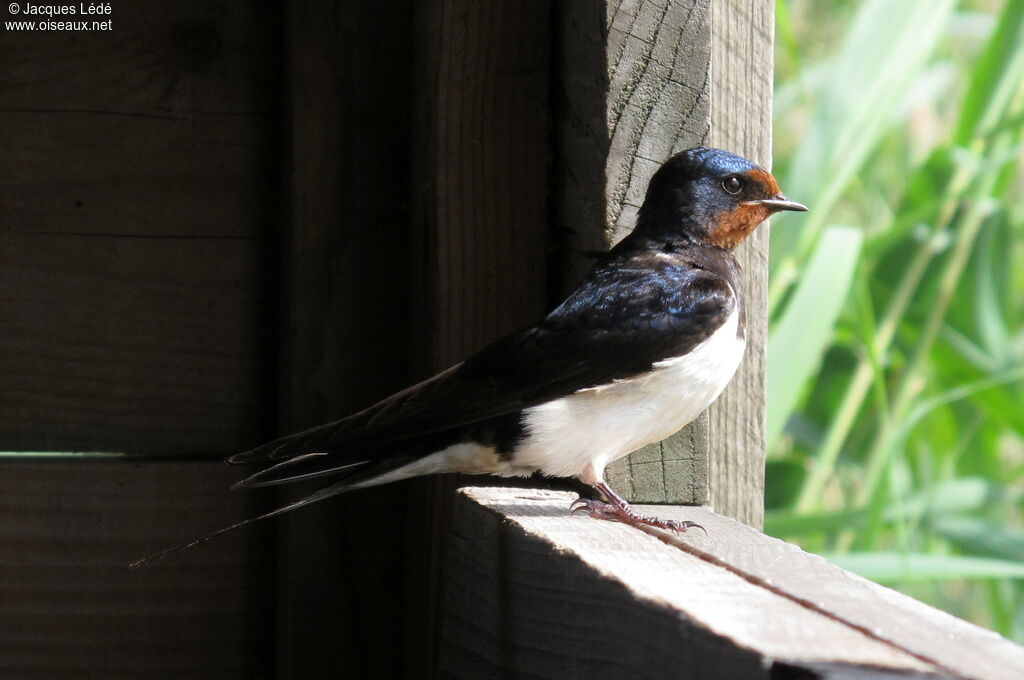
[744,168,780,195]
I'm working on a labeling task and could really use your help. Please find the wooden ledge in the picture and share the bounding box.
[438,487,1024,680]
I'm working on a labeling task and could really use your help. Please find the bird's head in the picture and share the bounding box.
[636,147,807,250]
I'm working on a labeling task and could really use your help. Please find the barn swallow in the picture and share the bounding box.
[132,147,806,567]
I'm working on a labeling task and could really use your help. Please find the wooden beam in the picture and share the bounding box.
[0,233,270,455]
[0,0,278,455]
[555,0,773,522]
[707,0,775,527]
[275,2,415,678]
[0,4,279,675]
[410,0,550,370]
[0,461,273,679]
[439,487,1024,680]
[556,0,716,506]
[408,1,551,675]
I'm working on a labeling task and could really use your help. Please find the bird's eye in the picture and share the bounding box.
[722,176,743,195]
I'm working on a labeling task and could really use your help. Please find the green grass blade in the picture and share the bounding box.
[765,508,867,537]
[766,477,994,539]
[775,0,801,73]
[974,222,1015,365]
[767,225,863,451]
[826,553,1024,583]
[770,0,956,306]
[892,477,997,523]
[933,516,1024,562]
[954,0,1024,144]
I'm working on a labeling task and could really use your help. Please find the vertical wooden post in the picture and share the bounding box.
[707,0,774,528]
[408,1,551,675]
[277,2,415,677]
[410,0,550,373]
[555,0,771,525]
[557,0,714,506]
[0,2,279,675]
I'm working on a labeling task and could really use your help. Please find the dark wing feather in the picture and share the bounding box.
[230,252,737,486]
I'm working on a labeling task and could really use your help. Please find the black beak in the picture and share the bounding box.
[746,193,808,212]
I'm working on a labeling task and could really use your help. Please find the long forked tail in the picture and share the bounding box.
[129,480,352,569]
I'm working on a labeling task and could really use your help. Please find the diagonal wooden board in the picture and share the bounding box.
[440,487,1024,679]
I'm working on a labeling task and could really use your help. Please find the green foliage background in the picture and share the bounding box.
[767,0,1024,638]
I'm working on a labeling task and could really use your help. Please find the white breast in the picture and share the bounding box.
[513,308,746,479]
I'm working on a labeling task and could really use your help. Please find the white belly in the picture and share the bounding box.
[513,309,745,479]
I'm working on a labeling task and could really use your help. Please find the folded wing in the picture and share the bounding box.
[230,257,736,489]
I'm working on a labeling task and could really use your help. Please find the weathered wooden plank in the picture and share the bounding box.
[0,232,270,455]
[632,502,1024,680]
[0,0,278,454]
[603,0,712,243]
[445,488,1024,680]
[274,2,416,678]
[440,488,949,679]
[0,461,273,680]
[556,0,714,505]
[0,1,277,238]
[411,0,550,370]
[0,110,271,239]
[706,0,775,527]
[0,4,278,678]
[409,1,552,675]
[0,2,274,112]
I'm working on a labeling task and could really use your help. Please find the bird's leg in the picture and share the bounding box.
[570,481,704,533]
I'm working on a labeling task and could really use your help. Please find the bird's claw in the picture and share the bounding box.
[569,497,589,515]
[643,517,706,535]
[568,496,705,534]
[570,497,620,520]
[627,513,706,535]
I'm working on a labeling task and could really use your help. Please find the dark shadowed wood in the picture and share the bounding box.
[0,2,276,239]
[275,2,415,678]
[440,488,1024,679]
[556,0,714,505]
[0,462,273,679]
[0,2,278,677]
[0,0,277,455]
[410,0,550,371]
[408,1,551,675]
[0,233,269,455]
[707,0,774,527]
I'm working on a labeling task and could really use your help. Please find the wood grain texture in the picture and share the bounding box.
[604,0,712,245]
[556,0,714,505]
[409,2,551,675]
[275,2,415,678]
[0,233,270,454]
[0,0,277,454]
[412,0,550,371]
[632,501,1024,680]
[0,2,276,239]
[0,3,279,677]
[0,461,273,680]
[706,0,775,527]
[438,488,970,679]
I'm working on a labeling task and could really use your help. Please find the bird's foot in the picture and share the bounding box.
[569,497,621,521]
[569,497,704,534]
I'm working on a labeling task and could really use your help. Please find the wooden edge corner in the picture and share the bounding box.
[436,486,1024,680]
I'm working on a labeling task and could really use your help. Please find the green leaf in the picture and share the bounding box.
[932,516,1024,563]
[826,553,1024,583]
[765,508,866,537]
[768,225,863,450]
[764,459,807,511]
[954,0,1024,144]
[770,0,956,301]
[974,223,1015,366]
[765,477,994,538]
